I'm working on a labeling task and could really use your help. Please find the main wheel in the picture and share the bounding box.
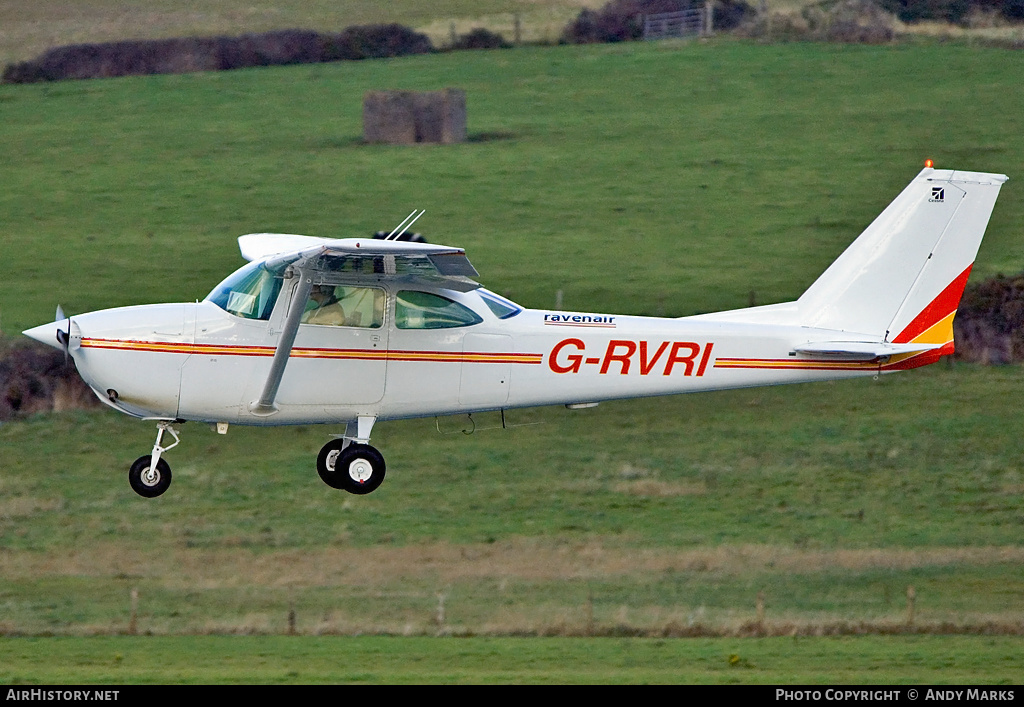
[316,439,349,489]
[128,455,172,498]
[317,442,386,494]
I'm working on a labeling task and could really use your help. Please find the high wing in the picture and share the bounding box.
[238,233,479,285]
[240,233,480,416]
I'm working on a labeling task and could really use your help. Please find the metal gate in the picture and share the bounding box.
[643,6,710,40]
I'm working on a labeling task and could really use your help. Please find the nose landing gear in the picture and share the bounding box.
[128,421,179,498]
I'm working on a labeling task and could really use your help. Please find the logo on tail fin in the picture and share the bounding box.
[929,187,945,202]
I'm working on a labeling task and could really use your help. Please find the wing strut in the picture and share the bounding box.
[249,271,314,416]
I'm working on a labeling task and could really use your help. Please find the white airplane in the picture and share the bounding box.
[24,166,1008,498]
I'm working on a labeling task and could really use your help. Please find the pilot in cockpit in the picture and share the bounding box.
[302,285,348,326]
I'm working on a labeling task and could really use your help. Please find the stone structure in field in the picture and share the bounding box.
[363,88,466,145]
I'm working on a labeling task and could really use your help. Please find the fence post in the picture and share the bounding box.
[435,591,447,628]
[906,585,916,625]
[128,588,138,635]
[705,2,714,35]
[586,589,595,636]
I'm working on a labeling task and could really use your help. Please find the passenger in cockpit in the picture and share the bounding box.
[303,285,347,326]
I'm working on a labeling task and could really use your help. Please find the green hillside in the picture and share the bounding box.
[0,0,594,65]
[3,40,1023,338]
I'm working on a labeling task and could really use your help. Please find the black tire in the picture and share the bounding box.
[316,439,349,489]
[337,444,386,494]
[128,455,172,498]
[317,442,386,494]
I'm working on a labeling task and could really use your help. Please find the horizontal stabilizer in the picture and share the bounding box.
[794,341,942,361]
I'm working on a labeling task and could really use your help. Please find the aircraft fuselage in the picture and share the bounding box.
[53,286,904,427]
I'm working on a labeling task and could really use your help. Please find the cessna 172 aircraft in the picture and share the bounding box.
[24,165,1008,498]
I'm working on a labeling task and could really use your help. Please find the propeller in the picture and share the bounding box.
[54,304,71,365]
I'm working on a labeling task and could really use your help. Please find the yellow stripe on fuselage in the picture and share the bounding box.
[80,338,542,365]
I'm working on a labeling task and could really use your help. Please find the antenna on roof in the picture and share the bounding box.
[386,209,425,240]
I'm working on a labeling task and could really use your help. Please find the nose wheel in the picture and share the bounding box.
[128,421,179,498]
[317,440,386,495]
[129,455,172,497]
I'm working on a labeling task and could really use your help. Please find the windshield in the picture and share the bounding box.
[206,261,285,320]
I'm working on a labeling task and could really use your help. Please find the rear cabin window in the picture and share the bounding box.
[395,291,483,329]
[478,289,523,319]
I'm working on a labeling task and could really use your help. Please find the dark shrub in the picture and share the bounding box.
[324,24,434,61]
[452,28,512,50]
[715,0,757,29]
[878,0,971,23]
[1001,0,1024,19]
[562,9,601,43]
[0,342,98,419]
[877,0,1024,22]
[25,38,222,81]
[216,30,325,70]
[2,25,434,84]
[2,61,45,84]
[953,272,1024,363]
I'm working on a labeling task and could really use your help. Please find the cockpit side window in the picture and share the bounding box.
[302,285,385,328]
[395,291,483,329]
[478,289,523,319]
[206,261,284,321]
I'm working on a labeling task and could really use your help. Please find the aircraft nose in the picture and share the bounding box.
[23,320,68,350]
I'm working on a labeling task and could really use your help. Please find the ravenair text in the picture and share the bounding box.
[548,338,714,376]
[543,313,616,327]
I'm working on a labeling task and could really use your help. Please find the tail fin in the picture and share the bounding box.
[797,168,1008,355]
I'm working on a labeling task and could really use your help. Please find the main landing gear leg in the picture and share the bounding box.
[316,415,386,495]
[128,421,179,498]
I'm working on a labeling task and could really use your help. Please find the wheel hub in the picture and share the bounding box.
[325,449,341,472]
[348,457,374,483]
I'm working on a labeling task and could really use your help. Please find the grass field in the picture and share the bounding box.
[2,35,1024,682]
[2,367,1024,641]
[2,635,1022,683]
